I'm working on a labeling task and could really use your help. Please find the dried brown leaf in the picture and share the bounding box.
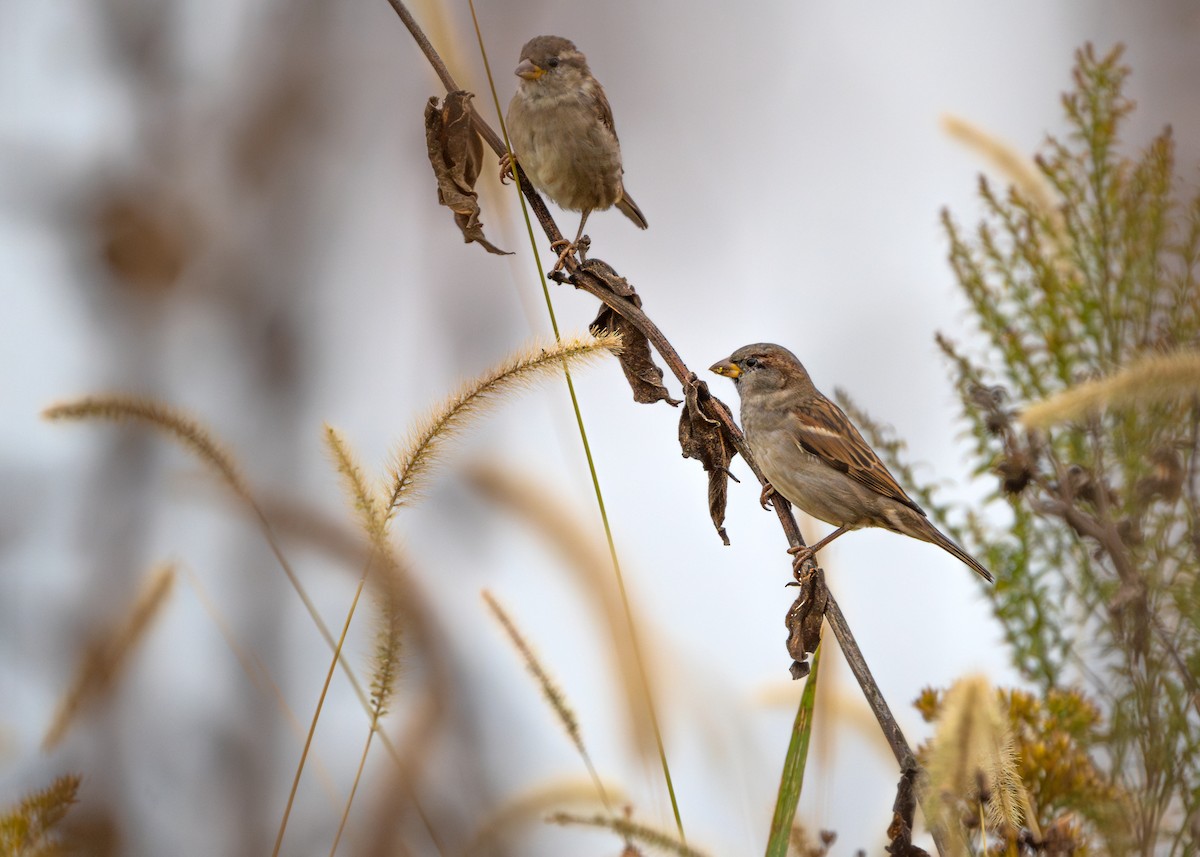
[678,378,736,544]
[584,261,679,406]
[786,565,827,678]
[423,91,510,255]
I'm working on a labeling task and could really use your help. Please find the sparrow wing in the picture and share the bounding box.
[590,82,619,143]
[787,397,926,515]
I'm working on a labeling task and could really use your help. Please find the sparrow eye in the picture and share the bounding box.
[744,357,761,369]
[546,57,560,68]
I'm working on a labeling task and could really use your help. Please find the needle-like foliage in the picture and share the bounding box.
[856,44,1200,851]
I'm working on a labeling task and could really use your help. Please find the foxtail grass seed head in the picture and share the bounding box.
[44,565,175,749]
[1019,351,1200,429]
[323,425,388,547]
[925,675,1026,839]
[547,812,711,857]
[0,774,82,854]
[482,591,583,754]
[941,114,1063,231]
[385,331,621,516]
[43,396,248,498]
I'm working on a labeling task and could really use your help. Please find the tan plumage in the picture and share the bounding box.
[505,36,646,266]
[711,343,994,583]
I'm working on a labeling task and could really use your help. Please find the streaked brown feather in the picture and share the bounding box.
[589,80,618,141]
[787,398,926,515]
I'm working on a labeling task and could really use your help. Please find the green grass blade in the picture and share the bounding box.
[765,644,822,857]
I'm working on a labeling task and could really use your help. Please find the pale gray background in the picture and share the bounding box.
[2,1,1198,854]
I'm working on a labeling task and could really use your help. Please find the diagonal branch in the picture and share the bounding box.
[385,3,946,853]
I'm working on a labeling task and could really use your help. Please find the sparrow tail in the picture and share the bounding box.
[928,526,995,583]
[616,192,648,229]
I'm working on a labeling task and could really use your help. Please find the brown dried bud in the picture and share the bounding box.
[996,451,1034,495]
[1135,446,1184,506]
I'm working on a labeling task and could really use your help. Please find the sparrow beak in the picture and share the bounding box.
[709,359,740,379]
[515,59,545,80]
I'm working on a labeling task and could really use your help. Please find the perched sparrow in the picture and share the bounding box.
[505,35,647,268]
[710,343,994,582]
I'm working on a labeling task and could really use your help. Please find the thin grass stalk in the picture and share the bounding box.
[183,569,344,810]
[282,427,402,857]
[765,644,822,857]
[329,714,380,857]
[272,554,373,857]
[324,429,404,856]
[465,1,687,840]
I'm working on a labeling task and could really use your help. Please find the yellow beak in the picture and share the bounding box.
[709,359,740,378]
[515,59,545,80]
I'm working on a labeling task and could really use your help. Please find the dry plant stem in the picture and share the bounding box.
[386,2,939,851]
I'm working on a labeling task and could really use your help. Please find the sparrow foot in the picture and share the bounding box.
[499,153,516,185]
[759,482,776,510]
[549,239,578,272]
[787,544,815,572]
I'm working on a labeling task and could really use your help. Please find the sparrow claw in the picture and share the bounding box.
[759,483,776,511]
[499,153,516,185]
[549,239,578,272]
[787,544,815,573]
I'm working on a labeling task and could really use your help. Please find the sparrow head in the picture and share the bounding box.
[709,343,815,396]
[515,35,590,91]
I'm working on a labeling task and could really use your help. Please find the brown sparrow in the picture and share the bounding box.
[504,35,647,268]
[711,343,994,582]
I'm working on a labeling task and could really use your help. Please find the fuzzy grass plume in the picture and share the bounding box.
[459,778,627,857]
[324,424,389,549]
[941,113,1062,228]
[1020,350,1200,429]
[321,426,405,718]
[924,674,1027,846]
[547,811,711,857]
[0,774,81,856]
[43,564,174,749]
[467,461,657,757]
[482,590,611,810]
[43,395,247,498]
[384,331,622,516]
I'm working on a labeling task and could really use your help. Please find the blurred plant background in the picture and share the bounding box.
[3,2,1200,855]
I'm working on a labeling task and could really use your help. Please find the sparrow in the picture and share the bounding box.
[504,35,647,269]
[710,343,994,583]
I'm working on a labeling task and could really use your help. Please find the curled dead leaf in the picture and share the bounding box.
[786,564,827,678]
[678,377,737,545]
[582,260,679,406]
[424,91,510,255]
